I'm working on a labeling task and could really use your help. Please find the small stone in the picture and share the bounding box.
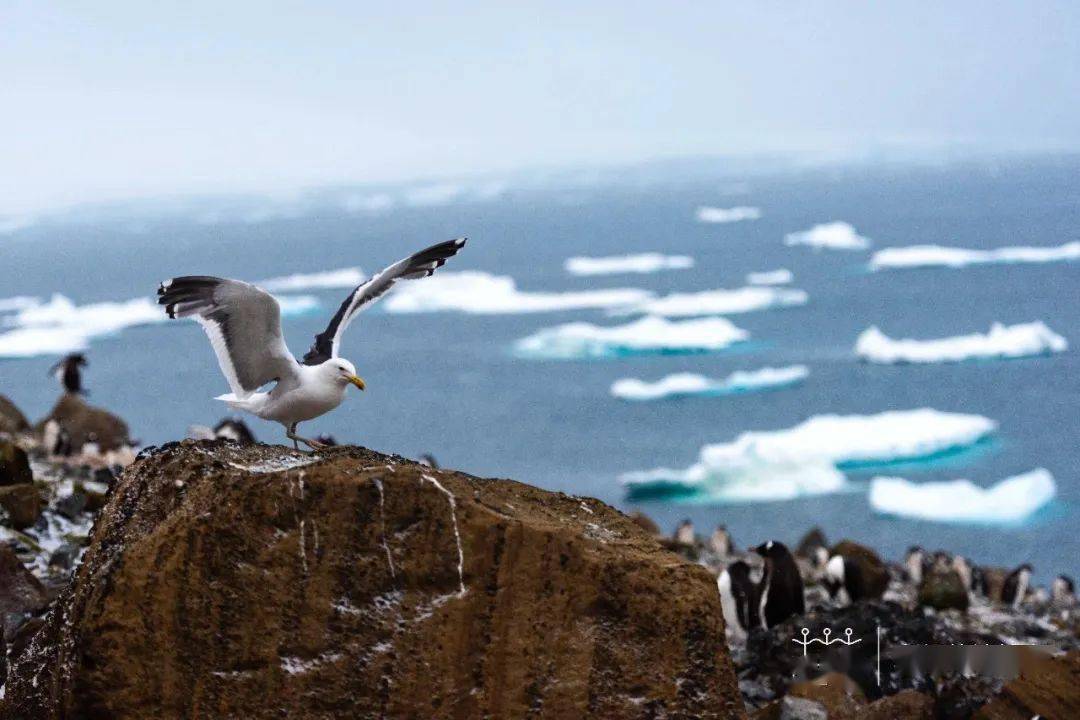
[0,544,48,637]
[49,544,80,571]
[779,696,827,720]
[55,490,88,521]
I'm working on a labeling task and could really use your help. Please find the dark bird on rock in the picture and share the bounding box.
[49,353,87,394]
[752,541,805,629]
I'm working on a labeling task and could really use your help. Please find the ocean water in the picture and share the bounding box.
[2,157,1078,582]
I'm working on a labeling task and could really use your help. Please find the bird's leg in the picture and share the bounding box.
[286,423,325,452]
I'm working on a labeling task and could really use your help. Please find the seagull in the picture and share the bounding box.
[158,238,466,450]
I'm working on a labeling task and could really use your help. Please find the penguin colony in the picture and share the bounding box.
[662,519,1080,644]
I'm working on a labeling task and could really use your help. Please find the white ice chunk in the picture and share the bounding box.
[616,286,807,317]
[621,409,997,503]
[0,292,319,358]
[869,242,1080,271]
[564,253,694,276]
[746,269,793,286]
[869,469,1056,524]
[515,315,749,360]
[855,323,1067,364]
[610,366,808,401]
[695,206,762,224]
[383,270,651,314]
[785,221,871,250]
[259,267,366,292]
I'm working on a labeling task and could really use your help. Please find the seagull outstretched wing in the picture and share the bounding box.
[302,238,467,365]
[158,277,299,398]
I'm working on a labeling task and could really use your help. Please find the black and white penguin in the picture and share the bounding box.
[49,353,87,394]
[823,554,867,605]
[1001,563,1033,608]
[717,560,759,641]
[904,546,927,585]
[753,541,805,628]
[952,555,975,597]
[1052,575,1076,608]
[418,453,439,468]
[709,525,735,558]
[213,418,256,444]
[675,518,695,546]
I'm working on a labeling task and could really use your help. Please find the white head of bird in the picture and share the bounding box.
[319,358,366,392]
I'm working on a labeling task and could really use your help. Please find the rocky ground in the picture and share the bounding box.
[660,525,1080,719]
[2,391,1079,718]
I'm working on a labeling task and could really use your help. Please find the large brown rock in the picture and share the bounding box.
[0,396,30,437]
[973,650,1080,720]
[34,393,130,453]
[2,441,744,719]
[0,484,43,530]
[0,441,33,486]
[918,567,970,611]
[0,544,48,637]
[856,690,933,719]
[830,540,889,600]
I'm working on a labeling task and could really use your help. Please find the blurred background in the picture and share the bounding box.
[2,2,1078,581]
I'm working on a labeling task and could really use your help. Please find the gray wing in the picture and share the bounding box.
[158,276,299,397]
[302,238,466,365]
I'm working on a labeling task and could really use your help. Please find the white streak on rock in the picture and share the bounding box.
[421,474,466,596]
[372,478,397,579]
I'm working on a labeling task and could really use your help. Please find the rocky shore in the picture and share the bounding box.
[1,390,1078,718]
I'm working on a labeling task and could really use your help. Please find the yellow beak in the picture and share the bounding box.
[347,374,366,391]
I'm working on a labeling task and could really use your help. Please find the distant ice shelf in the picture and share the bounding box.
[610,366,808,401]
[0,292,319,359]
[695,206,762,224]
[382,271,651,314]
[869,241,1080,271]
[614,286,807,317]
[869,469,1056,524]
[855,322,1067,364]
[746,268,793,286]
[564,253,694,276]
[514,315,749,360]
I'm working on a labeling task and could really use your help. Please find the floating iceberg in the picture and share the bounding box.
[621,409,997,503]
[617,286,807,317]
[855,323,1068,364]
[610,366,808,401]
[0,296,41,314]
[0,293,319,359]
[695,206,762,224]
[869,469,1056,524]
[785,221,871,250]
[383,271,652,314]
[259,267,366,292]
[514,315,749,360]
[564,253,694,276]
[869,242,1080,271]
[622,460,848,503]
[746,268,793,286]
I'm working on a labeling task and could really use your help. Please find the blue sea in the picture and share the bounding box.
[2,156,1078,583]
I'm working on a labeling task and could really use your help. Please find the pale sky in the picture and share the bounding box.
[2,1,1079,215]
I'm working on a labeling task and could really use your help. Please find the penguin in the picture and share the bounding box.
[675,519,695,546]
[709,525,735,558]
[213,418,256,444]
[1051,575,1076,608]
[1001,563,1033,609]
[49,353,87,394]
[717,560,760,642]
[952,555,974,595]
[418,453,439,469]
[753,541,805,628]
[904,546,926,585]
[824,554,864,605]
